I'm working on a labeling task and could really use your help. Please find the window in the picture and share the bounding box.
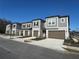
[52,22,55,24]
[34,22,39,26]
[49,22,51,24]
[51,21,56,25]
[13,25,16,28]
[13,25,15,27]
[48,22,51,26]
[34,22,35,26]
[27,24,30,27]
[28,24,30,27]
[48,21,56,26]
[23,25,26,28]
[48,18,56,26]
[61,18,65,23]
[36,22,39,26]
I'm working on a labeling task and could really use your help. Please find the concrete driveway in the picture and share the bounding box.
[27,38,66,52]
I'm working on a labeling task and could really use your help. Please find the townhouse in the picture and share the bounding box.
[5,15,70,39]
[11,23,21,36]
[32,19,46,38]
[6,23,21,35]
[19,22,32,37]
[45,16,69,39]
[6,24,12,35]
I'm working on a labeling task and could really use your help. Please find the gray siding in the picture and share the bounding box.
[58,17,67,27]
[41,21,45,30]
[46,17,57,27]
[17,25,21,29]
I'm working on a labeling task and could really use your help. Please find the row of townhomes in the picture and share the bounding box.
[5,15,70,39]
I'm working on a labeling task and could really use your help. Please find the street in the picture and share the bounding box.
[0,37,79,59]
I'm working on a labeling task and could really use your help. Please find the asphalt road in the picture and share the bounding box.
[0,37,79,59]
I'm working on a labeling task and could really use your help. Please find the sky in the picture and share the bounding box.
[0,0,79,30]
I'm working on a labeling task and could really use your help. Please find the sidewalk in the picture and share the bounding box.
[0,34,36,42]
[0,34,19,39]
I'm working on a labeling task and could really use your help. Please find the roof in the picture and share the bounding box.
[21,21,32,24]
[46,15,69,18]
[46,15,60,18]
[59,15,69,18]
[32,18,45,22]
[12,22,21,25]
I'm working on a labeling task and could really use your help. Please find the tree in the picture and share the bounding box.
[0,18,12,34]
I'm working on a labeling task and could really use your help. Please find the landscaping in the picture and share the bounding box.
[63,37,79,47]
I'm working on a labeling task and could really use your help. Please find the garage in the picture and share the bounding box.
[25,31,28,36]
[48,31,65,39]
[34,31,38,37]
[30,30,32,36]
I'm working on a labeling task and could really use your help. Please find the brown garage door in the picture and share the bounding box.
[48,31,65,39]
[34,31,38,37]
[25,31,28,36]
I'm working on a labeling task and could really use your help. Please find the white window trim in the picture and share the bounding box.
[60,18,65,23]
[51,21,56,25]
[47,18,56,26]
[33,21,39,27]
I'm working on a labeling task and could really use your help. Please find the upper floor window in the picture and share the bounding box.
[27,24,30,27]
[49,22,51,25]
[61,18,65,23]
[13,25,16,28]
[23,25,26,28]
[52,22,55,24]
[48,21,56,26]
[47,18,57,26]
[34,22,39,26]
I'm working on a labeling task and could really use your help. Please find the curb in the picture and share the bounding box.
[62,45,79,52]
